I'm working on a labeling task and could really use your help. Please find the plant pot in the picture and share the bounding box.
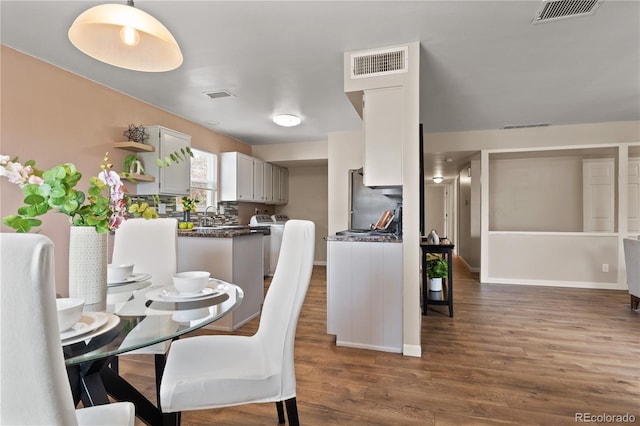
[68,226,107,311]
[429,277,442,292]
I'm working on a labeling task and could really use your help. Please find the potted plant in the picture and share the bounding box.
[426,254,448,292]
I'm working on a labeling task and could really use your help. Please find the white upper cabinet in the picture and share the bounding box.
[279,167,289,205]
[253,158,265,202]
[220,152,288,204]
[272,165,281,204]
[220,152,254,201]
[363,86,403,187]
[263,162,274,203]
[137,126,191,196]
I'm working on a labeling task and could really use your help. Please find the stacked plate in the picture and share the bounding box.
[60,312,121,346]
[107,273,152,287]
[145,278,228,303]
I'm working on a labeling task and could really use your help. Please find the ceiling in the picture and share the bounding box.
[2,1,639,176]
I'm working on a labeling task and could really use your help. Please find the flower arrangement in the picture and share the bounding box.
[180,196,199,212]
[0,152,158,234]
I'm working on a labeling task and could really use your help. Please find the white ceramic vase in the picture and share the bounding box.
[68,226,108,311]
[429,277,443,292]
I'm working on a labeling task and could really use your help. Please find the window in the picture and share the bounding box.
[177,149,217,211]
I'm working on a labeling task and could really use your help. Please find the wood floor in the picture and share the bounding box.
[121,257,640,425]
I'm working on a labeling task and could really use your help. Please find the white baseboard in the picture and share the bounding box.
[459,256,480,273]
[336,340,402,354]
[403,344,422,357]
[314,260,327,266]
[485,277,627,290]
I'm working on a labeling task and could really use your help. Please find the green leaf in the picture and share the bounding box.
[156,158,164,168]
[24,193,45,205]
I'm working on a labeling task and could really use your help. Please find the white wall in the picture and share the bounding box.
[489,156,584,232]
[424,185,445,236]
[327,130,365,234]
[276,165,328,263]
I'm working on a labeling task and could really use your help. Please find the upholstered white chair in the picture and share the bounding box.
[623,237,640,310]
[110,217,178,405]
[160,220,315,425]
[0,233,135,425]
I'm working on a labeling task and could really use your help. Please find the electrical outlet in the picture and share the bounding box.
[158,203,166,214]
[602,263,609,273]
[255,208,259,215]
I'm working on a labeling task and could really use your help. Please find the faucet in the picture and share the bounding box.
[202,205,215,227]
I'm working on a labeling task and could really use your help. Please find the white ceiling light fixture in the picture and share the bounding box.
[68,0,183,72]
[433,176,444,184]
[272,114,301,127]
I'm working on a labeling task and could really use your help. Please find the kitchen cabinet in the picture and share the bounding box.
[363,86,403,187]
[219,152,288,204]
[253,158,265,202]
[263,162,274,203]
[327,240,403,353]
[220,152,254,201]
[271,165,281,204]
[136,126,191,196]
[177,233,263,331]
[268,165,289,205]
[279,167,289,204]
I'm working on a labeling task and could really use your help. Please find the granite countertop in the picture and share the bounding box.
[325,234,402,243]
[178,226,265,238]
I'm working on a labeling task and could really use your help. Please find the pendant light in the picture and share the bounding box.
[68,0,183,72]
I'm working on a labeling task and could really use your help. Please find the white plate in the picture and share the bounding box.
[60,312,109,340]
[145,286,224,303]
[61,313,121,346]
[107,273,152,286]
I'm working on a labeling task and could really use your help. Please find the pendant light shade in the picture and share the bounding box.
[68,2,183,72]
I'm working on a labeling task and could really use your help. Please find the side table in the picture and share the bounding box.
[420,242,454,317]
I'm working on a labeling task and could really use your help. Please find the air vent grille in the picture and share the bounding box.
[533,0,602,24]
[502,123,552,130]
[204,90,234,100]
[351,46,408,79]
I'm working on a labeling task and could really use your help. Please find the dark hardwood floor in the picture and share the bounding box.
[121,257,640,425]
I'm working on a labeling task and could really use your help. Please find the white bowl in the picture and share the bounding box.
[108,263,134,282]
[172,271,210,295]
[56,298,85,332]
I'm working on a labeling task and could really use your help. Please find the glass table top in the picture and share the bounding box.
[63,278,244,365]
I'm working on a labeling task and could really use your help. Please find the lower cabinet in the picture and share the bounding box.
[327,240,403,353]
[178,234,263,331]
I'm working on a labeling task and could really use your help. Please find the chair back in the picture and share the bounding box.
[623,238,640,297]
[255,220,315,399]
[112,218,178,286]
[0,233,79,425]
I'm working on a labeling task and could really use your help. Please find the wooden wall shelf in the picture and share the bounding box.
[113,141,155,152]
[119,173,155,182]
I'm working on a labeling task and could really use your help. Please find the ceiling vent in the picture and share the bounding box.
[350,46,408,79]
[502,123,552,130]
[204,90,234,100]
[533,0,603,24]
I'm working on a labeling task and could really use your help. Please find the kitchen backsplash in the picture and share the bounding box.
[130,195,240,226]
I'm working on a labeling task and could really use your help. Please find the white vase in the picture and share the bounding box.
[68,226,108,311]
[429,277,442,292]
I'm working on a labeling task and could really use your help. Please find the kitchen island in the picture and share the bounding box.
[178,228,263,331]
[326,233,403,353]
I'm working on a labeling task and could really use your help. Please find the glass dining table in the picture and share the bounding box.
[64,276,244,426]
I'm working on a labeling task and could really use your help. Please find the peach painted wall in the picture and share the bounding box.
[0,46,251,295]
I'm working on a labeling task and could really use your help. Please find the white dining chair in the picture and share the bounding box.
[110,217,178,406]
[160,220,315,425]
[0,233,135,425]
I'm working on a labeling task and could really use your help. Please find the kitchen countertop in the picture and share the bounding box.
[178,226,266,238]
[325,234,402,243]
